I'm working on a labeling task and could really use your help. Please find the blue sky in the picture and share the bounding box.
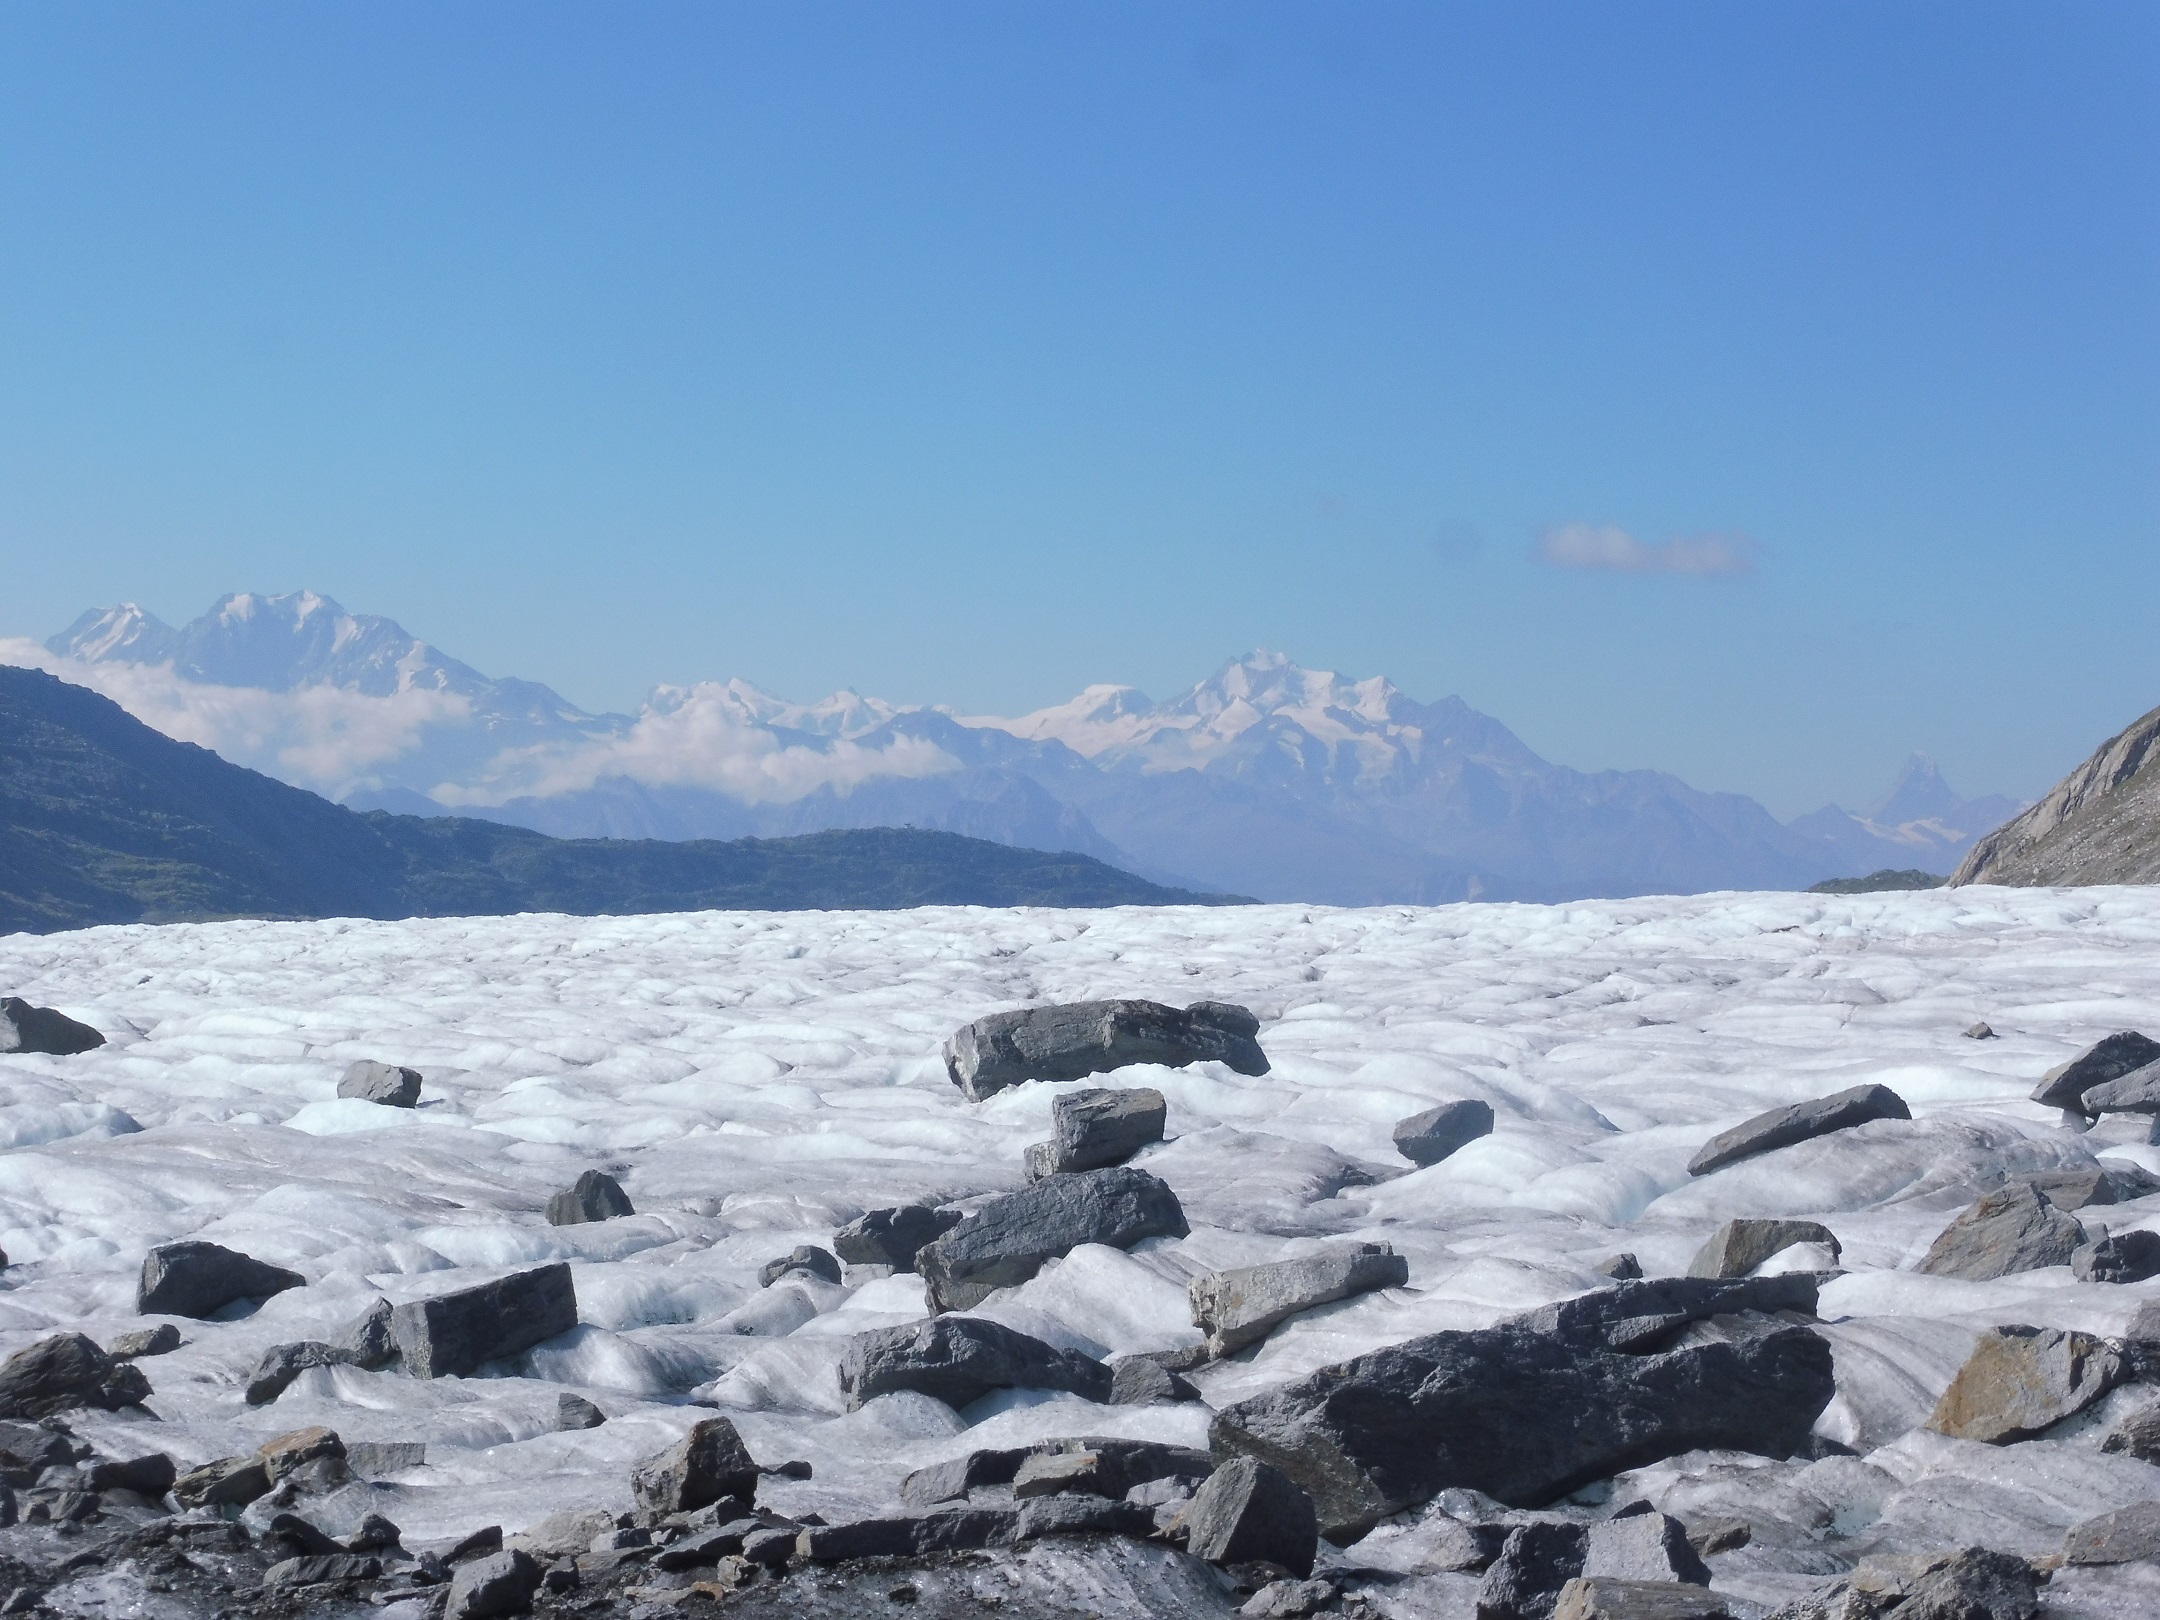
[2,3,2153,817]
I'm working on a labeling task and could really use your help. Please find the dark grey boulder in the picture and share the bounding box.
[336,1297,397,1366]
[1393,1099,1496,1167]
[944,998,1269,1102]
[1965,1022,1997,1040]
[1013,1492,1155,1541]
[1209,1276,1833,1537]
[2073,1228,2160,1284]
[1686,1219,1839,1280]
[1025,1086,1167,1180]
[797,1507,1019,1562]
[1181,1456,1318,1578]
[1243,1578,1341,1619]
[838,1316,1111,1410]
[246,1342,346,1406]
[2032,1031,2160,1115]
[389,1264,577,1378]
[1686,1084,1910,1177]
[1189,1242,1408,1357]
[1109,1355,1201,1405]
[831,1205,963,1271]
[2014,1165,2160,1210]
[444,1548,542,1619]
[0,998,103,1056]
[0,1333,150,1419]
[1595,1254,1644,1280]
[916,1164,1190,1312]
[1552,1579,1733,1619]
[344,1440,425,1476]
[1583,1511,1710,1586]
[104,1324,182,1360]
[555,1393,605,1430]
[1477,1523,1588,1620]
[173,1455,271,1508]
[2077,1062,2160,1117]
[137,1240,305,1319]
[85,1451,176,1497]
[1919,1183,2085,1280]
[263,1554,382,1587]
[337,1060,421,1107]
[544,1170,633,1226]
[900,1435,1209,1507]
[348,1512,402,1552]
[758,1246,841,1287]
[2101,1397,2160,1463]
[630,1416,759,1513]
[267,1510,349,1559]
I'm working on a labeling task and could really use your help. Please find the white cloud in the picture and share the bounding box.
[1537,523,1757,577]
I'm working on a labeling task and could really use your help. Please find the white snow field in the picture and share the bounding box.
[5,887,2160,1615]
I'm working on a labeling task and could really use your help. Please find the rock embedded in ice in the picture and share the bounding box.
[336,1296,396,1366]
[2077,1062,2160,1117]
[1210,1277,1833,1536]
[444,1547,542,1620]
[2030,1031,2160,1114]
[1010,1439,1213,1501]
[173,1455,271,1509]
[2064,1499,2160,1566]
[1391,1098,1496,1167]
[1476,1522,1589,1620]
[1965,1022,1997,1040]
[2015,1164,2160,1211]
[1596,1254,1644,1280]
[916,1164,1190,1312]
[267,1509,347,1558]
[1685,1219,1841,1280]
[836,1315,1112,1410]
[2099,1397,2160,1462]
[1686,1084,1911,1178]
[1188,1242,1409,1358]
[263,1553,383,1588]
[2072,1228,2160,1284]
[758,1246,841,1287]
[1241,1577,1340,1619]
[630,1416,760,1514]
[137,1239,306,1319]
[1180,1456,1318,1578]
[555,1393,606,1431]
[0,998,103,1056]
[1552,1579,1734,1620]
[1024,1086,1167,1181]
[245,1342,344,1406]
[344,1440,424,1477]
[1583,1509,1711,1586]
[1109,1354,1200,1405]
[796,1508,1020,1560]
[84,1451,176,1497]
[1926,1324,2124,1443]
[1013,1492,1156,1542]
[544,1169,634,1226]
[104,1323,181,1360]
[260,1426,345,1481]
[1918,1183,2085,1281]
[347,1512,402,1553]
[0,1333,150,1420]
[832,1205,963,1272]
[942,999,1269,1103]
[335,1059,421,1108]
[388,1262,577,1378]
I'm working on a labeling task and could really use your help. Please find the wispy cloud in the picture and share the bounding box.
[1537,523,1757,577]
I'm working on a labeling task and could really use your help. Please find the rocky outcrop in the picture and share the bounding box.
[137,1240,306,1318]
[1919,1183,2085,1280]
[1392,1099,1495,1167]
[1209,1276,1834,1536]
[1927,1324,2124,1442]
[916,1165,1189,1311]
[390,1263,577,1378]
[1686,1219,1840,1279]
[0,999,104,1055]
[832,1205,963,1271]
[1025,1087,1166,1180]
[0,1333,150,1419]
[838,1316,1111,1410]
[1188,1243,1408,1358]
[944,1000,1269,1102]
[1180,1456,1317,1578]
[1686,1085,1910,1177]
[337,1060,421,1107]
[545,1170,633,1225]
[1952,700,2160,888]
[2028,1032,2160,1115]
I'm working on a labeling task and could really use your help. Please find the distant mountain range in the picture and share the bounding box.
[14,591,2023,904]
[0,665,1220,934]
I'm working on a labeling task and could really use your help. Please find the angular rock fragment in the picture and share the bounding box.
[260,1426,345,1480]
[1242,1578,1340,1619]
[389,1264,577,1378]
[554,1393,605,1430]
[944,999,1269,1102]
[2100,1398,2160,1462]
[1393,1099,1496,1167]
[796,1508,1017,1561]
[444,1548,542,1620]
[1685,1518,1749,1558]
[758,1245,841,1287]
[1686,1219,1840,1280]
[267,1510,348,1558]
[104,1324,181,1360]
[1189,1242,1408,1357]
[2064,1499,2160,1565]
[838,1316,1111,1410]
[1210,1276,1833,1536]
[1584,1511,1711,1586]
[2031,1031,2160,1115]
[831,1205,963,1271]
[1927,1324,2123,1443]
[2072,1228,2160,1284]
[1919,1183,2085,1280]
[1686,1084,1911,1177]
[1595,1254,1644,1280]
[0,1333,150,1419]
[1025,1086,1167,1180]
[1011,1440,1214,1500]
[1553,1579,1733,1620]
[337,1060,421,1107]
[1477,1522,1588,1620]
[0,998,103,1056]
[917,1164,1189,1311]
[337,1297,397,1366]
[85,1451,176,1496]
[1182,1456,1317,1577]
[1109,1354,1200,1405]
[263,1554,382,1587]
[348,1512,402,1552]
[1013,1492,1155,1541]
[173,1456,271,1509]
[630,1417,760,1513]
[246,1342,345,1406]
[2014,1164,2160,1210]
[137,1240,305,1319]
[544,1170,632,1226]
[344,1440,425,1476]
[1964,1022,1996,1040]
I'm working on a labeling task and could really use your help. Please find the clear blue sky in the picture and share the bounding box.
[2,3,2153,816]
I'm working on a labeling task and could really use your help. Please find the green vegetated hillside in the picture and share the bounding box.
[0,666,1235,933]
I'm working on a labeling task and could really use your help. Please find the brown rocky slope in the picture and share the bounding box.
[1953,702,2160,886]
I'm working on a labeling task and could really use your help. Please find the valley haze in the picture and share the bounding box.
[3,591,2017,907]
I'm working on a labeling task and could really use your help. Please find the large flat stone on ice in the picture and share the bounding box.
[1686,1084,1910,1177]
[1392,1099,1494,1167]
[138,1241,306,1319]
[838,1316,1111,1410]
[1025,1086,1166,1180]
[2031,1031,2160,1113]
[832,1205,962,1271]
[1189,1242,1408,1357]
[917,1164,1189,1312]
[1919,1183,2085,1280]
[389,1263,577,1378]
[943,999,1268,1102]
[0,998,104,1055]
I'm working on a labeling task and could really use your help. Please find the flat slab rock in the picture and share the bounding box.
[389,1262,577,1378]
[1686,1084,1911,1177]
[902,1435,1213,1509]
[1919,1182,2085,1281]
[0,998,104,1056]
[944,999,1269,1102]
[1209,1275,1832,1537]
[1025,1086,1167,1180]
[1927,1323,2124,1443]
[1188,1242,1408,1357]
[839,1315,1111,1410]
[137,1240,306,1319]
[917,1164,1189,1312]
